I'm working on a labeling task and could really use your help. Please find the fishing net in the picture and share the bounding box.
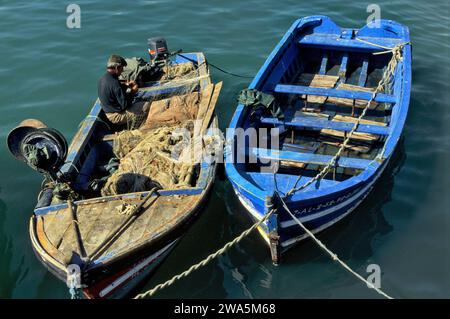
[140,91,200,130]
[120,58,197,83]
[138,61,202,90]
[118,58,205,131]
[101,125,197,196]
[101,60,214,196]
[160,62,197,81]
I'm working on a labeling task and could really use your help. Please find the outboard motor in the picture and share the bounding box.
[7,119,68,180]
[147,37,169,66]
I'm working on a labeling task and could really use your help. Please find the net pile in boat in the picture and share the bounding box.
[160,62,196,81]
[101,124,197,196]
[101,90,205,196]
[139,62,201,93]
[101,60,218,196]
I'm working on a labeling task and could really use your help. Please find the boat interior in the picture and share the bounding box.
[236,25,406,196]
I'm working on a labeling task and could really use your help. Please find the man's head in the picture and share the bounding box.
[107,54,127,75]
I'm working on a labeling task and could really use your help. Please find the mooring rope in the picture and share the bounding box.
[277,195,393,299]
[178,53,254,79]
[133,41,409,299]
[133,208,275,299]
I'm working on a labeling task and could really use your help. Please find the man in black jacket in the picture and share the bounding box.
[98,54,150,126]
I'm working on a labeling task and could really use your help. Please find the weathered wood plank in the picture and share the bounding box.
[106,194,200,255]
[43,207,75,251]
[196,83,215,123]
[110,198,158,251]
[320,128,378,142]
[327,83,378,108]
[179,81,222,164]
[320,140,370,153]
[199,81,222,136]
[37,217,69,264]
[332,114,386,126]
[251,147,377,170]
[297,73,338,104]
[84,201,129,257]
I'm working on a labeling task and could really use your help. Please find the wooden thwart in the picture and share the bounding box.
[260,112,389,137]
[274,84,396,104]
[252,147,378,170]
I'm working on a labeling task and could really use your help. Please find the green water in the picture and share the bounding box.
[0,0,449,298]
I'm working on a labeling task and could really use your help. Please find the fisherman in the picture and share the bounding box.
[98,54,150,126]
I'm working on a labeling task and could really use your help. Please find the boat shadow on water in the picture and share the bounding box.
[281,136,407,266]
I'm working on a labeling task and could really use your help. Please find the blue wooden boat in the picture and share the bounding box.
[8,52,221,298]
[225,16,411,263]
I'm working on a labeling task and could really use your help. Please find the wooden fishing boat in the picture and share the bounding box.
[225,16,411,263]
[10,52,222,298]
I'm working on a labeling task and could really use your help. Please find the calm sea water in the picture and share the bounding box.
[0,0,449,299]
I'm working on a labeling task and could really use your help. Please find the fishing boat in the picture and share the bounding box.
[225,16,411,263]
[8,50,222,298]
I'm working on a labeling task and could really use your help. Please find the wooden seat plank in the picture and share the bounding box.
[260,115,389,135]
[251,147,378,170]
[274,84,396,104]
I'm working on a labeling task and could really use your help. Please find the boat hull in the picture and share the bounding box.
[30,153,217,299]
[225,15,411,263]
[231,159,389,254]
[27,52,220,298]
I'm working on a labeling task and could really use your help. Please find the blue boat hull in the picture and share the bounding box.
[225,15,411,262]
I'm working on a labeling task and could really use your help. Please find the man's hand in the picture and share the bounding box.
[126,80,139,94]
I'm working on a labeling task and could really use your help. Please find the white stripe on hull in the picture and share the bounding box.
[233,160,388,250]
[280,190,369,248]
[280,161,387,228]
[99,240,178,298]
